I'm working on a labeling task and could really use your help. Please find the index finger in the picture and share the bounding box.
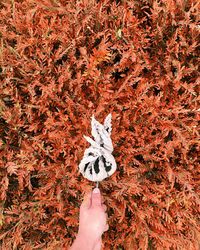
[80,190,92,210]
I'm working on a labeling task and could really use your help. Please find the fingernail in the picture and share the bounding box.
[93,188,100,193]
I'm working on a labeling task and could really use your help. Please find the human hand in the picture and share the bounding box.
[78,187,109,248]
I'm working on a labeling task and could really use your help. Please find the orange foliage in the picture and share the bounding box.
[0,0,199,249]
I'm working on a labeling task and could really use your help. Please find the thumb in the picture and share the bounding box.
[91,188,102,208]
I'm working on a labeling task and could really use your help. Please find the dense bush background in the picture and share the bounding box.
[0,0,199,249]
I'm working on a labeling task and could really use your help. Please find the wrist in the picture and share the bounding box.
[78,230,100,245]
[70,231,97,250]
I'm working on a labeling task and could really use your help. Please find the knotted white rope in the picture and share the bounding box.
[79,114,117,184]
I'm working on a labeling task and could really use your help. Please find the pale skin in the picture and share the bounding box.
[70,188,109,250]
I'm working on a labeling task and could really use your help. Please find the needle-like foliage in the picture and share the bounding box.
[0,0,199,249]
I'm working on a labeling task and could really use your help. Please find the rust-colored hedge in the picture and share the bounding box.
[0,0,199,249]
